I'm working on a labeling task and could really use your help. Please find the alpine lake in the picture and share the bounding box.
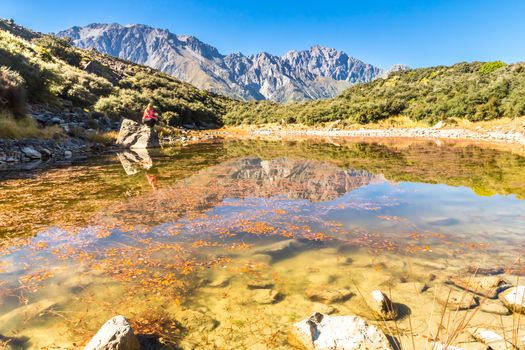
[1,137,525,349]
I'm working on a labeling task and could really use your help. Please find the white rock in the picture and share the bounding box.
[83,315,139,350]
[64,150,73,158]
[499,285,525,313]
[369,290,397,320]
[433,121,446,129]
[469,328,510,350]
[291,312,393,350]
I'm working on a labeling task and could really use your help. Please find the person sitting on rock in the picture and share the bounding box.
[142,103,159,128]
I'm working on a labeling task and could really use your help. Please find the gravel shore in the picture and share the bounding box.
[248,127,525,146]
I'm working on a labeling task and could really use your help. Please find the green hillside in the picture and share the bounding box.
[223,61,525,126]
[0,19,235,129]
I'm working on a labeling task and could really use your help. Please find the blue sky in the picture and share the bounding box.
[1,0,524,68]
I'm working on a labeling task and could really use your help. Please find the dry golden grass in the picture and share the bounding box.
[0,113,62,139]
[85,130,118,145]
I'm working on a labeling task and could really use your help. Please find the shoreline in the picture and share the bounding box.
[216,126,525,147]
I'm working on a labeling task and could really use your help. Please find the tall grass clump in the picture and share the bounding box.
[0,112,61,139]
[0,66,26,117]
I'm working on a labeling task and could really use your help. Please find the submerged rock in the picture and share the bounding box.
[83,315,140,350]
[305,287,353,304]
[253,289,281,304]
[446,275,511,299]
[436,287,478,310]
[368,290,397,320]
[177,309,218,333]
[247,279,274,290]
[480,300,511,315]
[311,303,337,315]
[499,285,525,313]
[208,275,231,288]
[469,328,511,350]
[116,119,160,149]
[291,312,392,350]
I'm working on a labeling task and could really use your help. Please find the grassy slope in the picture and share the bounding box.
[0,19,237,128]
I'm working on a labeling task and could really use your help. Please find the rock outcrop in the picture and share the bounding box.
[291,312,392,350]
[116,119,160,149]
[84,315,140,350]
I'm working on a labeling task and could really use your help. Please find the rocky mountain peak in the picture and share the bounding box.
[57,23,404,102]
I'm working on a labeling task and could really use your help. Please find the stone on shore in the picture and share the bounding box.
[499,285,525,313]
[368,290,397,320]
[21,146,42,159]
[290,312,392,350]
[446,275,511,299]
[83,315,139,350]
[116,119,160,149]
[436,286,478,310]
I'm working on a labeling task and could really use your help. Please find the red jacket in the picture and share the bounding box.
[143,107,158,120]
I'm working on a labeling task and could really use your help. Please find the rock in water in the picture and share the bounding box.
[291,312,392,350]
[253,289,281,304]
[369,290,397,320]
[446,275,511,298]
[84,315,139,350]
[499,285,525,313]
[480,300,511,315]
[305,287,353,304]
[116,119,160,149]
[469,328,511,350]
[436,286,478,310]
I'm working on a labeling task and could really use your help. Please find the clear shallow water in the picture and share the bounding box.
[1,139,525,349]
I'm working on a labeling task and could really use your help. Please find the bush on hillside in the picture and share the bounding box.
[0,66,26,117]
[33,35,82,67]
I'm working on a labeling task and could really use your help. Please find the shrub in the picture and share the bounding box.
[479,61,507,74]
[0,66,26,117]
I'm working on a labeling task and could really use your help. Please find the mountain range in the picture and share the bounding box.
[57,23,405,102]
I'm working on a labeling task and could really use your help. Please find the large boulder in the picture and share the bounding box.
[116,119,160,149]
[83,315,140,350]
[291,312,392,350]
